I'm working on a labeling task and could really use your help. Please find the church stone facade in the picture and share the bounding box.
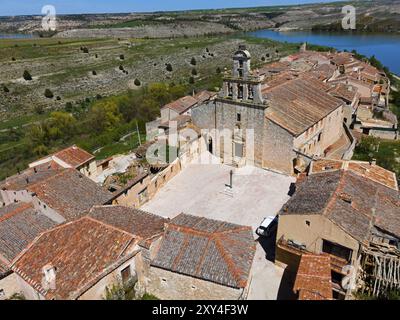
[192,45,344,175]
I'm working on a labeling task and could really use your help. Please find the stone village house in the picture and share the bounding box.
[3,207,256,300]
[275,159,400,299]
[145,214,256,300]
[29,145,98,180]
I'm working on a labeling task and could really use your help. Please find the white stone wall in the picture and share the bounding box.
[0,272,20,299]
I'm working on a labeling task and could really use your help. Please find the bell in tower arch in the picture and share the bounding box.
[233,45,251,79]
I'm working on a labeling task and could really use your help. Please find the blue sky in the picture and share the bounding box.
[1,0,339,16]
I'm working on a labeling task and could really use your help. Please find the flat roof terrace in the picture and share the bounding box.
[141,161,295,230]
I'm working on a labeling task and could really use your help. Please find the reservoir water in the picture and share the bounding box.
[248,29,400,75]
[0,33,35,39]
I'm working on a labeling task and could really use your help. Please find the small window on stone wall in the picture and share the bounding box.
[306,220,311,227]
[191,285,197,290]
[121,265,132,284]
[237,113,241,122]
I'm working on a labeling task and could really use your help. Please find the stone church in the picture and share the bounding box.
[192,45,345,175]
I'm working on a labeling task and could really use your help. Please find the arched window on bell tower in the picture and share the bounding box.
[233,45,251,79]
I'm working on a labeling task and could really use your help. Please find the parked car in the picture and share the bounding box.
[256,216,278,237]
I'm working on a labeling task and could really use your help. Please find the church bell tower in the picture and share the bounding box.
[222,45,263,104]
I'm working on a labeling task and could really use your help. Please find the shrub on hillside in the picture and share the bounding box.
[23,70,32,81]
[44,89,54,99]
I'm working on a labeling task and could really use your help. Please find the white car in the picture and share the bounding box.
[256,216,278,237]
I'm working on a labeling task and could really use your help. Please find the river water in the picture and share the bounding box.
[248,29,400,75]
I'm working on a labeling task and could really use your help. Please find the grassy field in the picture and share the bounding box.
[353,137,400,178]
[3,32,298,180]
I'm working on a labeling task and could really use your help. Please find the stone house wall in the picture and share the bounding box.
[191,100,217,130]
[77,255,138,300]
[111,175,151,208]
[146,267,243,300]
[276,214,360,268]
[262,117,295,175]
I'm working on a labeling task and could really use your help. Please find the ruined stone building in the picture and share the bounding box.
[192,45,346,175]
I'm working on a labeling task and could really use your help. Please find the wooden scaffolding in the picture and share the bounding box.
[357,242,400,297]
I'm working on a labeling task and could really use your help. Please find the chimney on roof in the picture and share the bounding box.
[42,264,57,291]
[339,193,352,204]
[370,158,377,166]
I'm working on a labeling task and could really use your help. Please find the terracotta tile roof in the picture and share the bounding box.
[0,161,63,191]
[162,96,198,114]
[193,90,217,104]
[258,61,291,75]
[53,145,94,168]
[0,203,57,263]
[294,254,333,300]
[330,52,354,66]
[12,216,136,300]
[0,259,9,277]
[28,169,112,221]
[280,170,400,243]
[264,77,343,136]
[30,145,94,169]
[89,205,166,241]
[151,214,256,289]
[328,83,358,103]
[311,159,398,191]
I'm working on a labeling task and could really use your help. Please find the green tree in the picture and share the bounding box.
[47,111,77,140]
[89,99,123,133]
[103,278,136,300]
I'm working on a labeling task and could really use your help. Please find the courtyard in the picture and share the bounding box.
[141,156,296,300]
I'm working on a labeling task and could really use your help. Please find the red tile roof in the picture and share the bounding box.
[162,96,198,114]
[310,159,398,191]
[152,214,256,289]
[28,169,112,220]
[12,216,137,300]
[53,145,94,168]
[89,205,166,242]
[294,254,333,300]
[0,161,63,191]
[264,77,343,136]
[281,170,400,243]
[0,202,57,270]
